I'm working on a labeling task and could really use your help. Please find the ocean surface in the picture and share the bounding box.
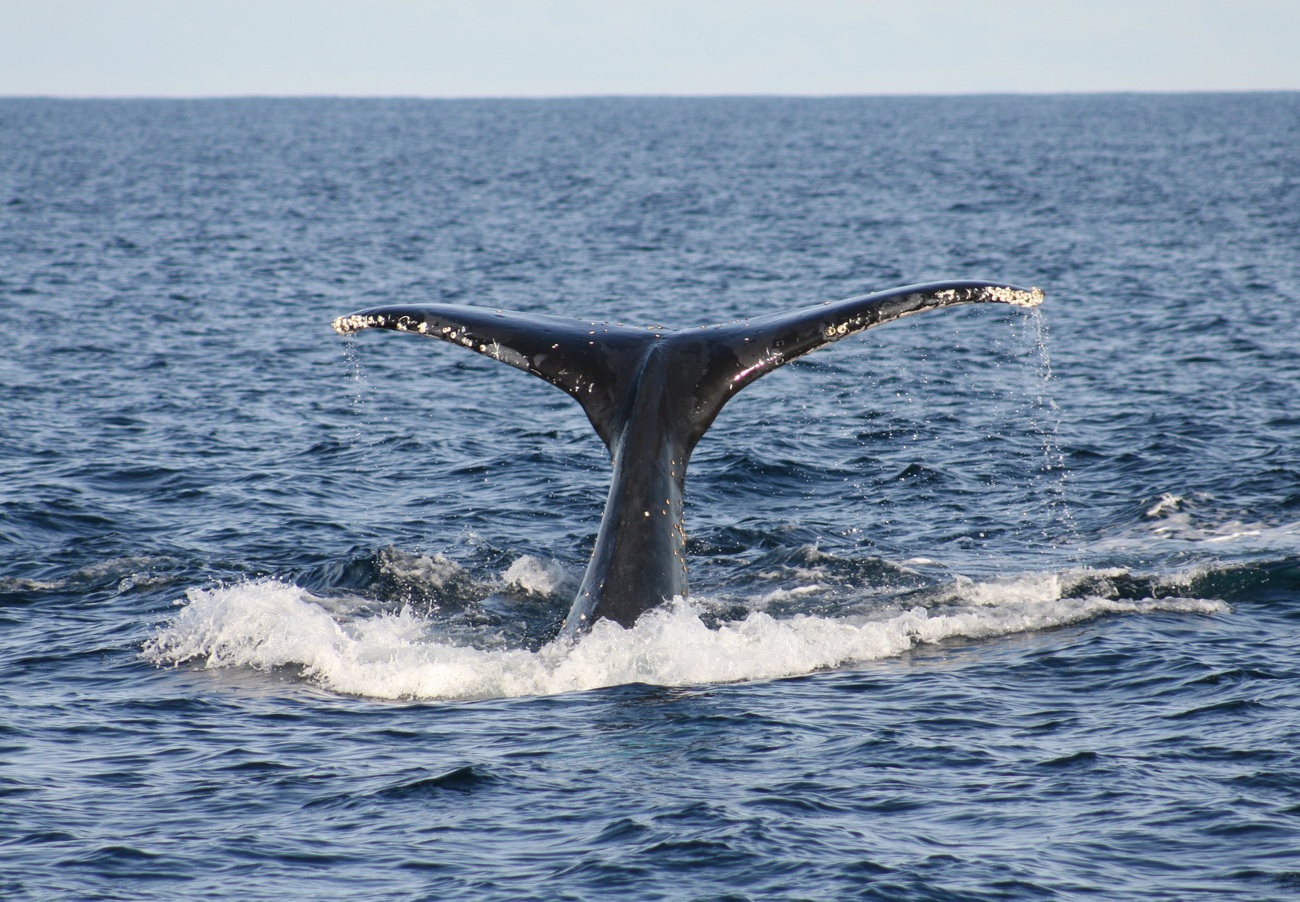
[2,94,1299,900]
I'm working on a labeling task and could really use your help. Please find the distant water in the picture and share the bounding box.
[2,94,1299,900]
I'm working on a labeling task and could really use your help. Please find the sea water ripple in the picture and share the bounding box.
[2,94,1300,900]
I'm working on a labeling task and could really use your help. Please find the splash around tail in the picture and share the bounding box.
[143,570,1225,701]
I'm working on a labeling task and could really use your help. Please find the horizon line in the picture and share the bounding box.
[4,88,1298,102]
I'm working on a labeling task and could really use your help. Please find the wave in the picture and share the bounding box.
[143,567,1228,702]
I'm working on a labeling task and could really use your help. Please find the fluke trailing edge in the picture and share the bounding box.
[332,280,1044,639]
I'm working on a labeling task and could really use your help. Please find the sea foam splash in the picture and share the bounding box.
[143,571,1228,701]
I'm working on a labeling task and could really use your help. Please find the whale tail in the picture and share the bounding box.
[333,280,1044,635]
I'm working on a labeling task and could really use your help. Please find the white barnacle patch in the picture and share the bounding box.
[417,322,428,334]
[835,323,848,336]
[979,285,1045,307]
[332,313,385,335]
[935,289,959,302]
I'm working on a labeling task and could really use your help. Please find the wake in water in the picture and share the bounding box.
[144,565,1227,701]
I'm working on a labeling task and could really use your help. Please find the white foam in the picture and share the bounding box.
[143,572,1228,702]
[501,554,571,596]
[1145,493,1184,518]
[1100,502,1300,553]
[378,548,467,587]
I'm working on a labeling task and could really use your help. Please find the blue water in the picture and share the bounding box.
[2,94,1299,900]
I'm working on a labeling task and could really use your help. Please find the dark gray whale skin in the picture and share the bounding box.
[333,280,1043,638]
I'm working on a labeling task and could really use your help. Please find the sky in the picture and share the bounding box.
[1,0,1296,98]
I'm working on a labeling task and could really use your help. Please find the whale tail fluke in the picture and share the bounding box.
[333,280,1043,634]
[332,281,1042,457]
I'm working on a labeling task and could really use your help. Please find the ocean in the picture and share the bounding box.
[2,94,1299,900]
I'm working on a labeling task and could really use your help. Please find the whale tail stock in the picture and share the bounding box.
[332,280,1044,637]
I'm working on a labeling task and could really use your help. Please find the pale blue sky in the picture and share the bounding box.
[2,0,1296,97]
